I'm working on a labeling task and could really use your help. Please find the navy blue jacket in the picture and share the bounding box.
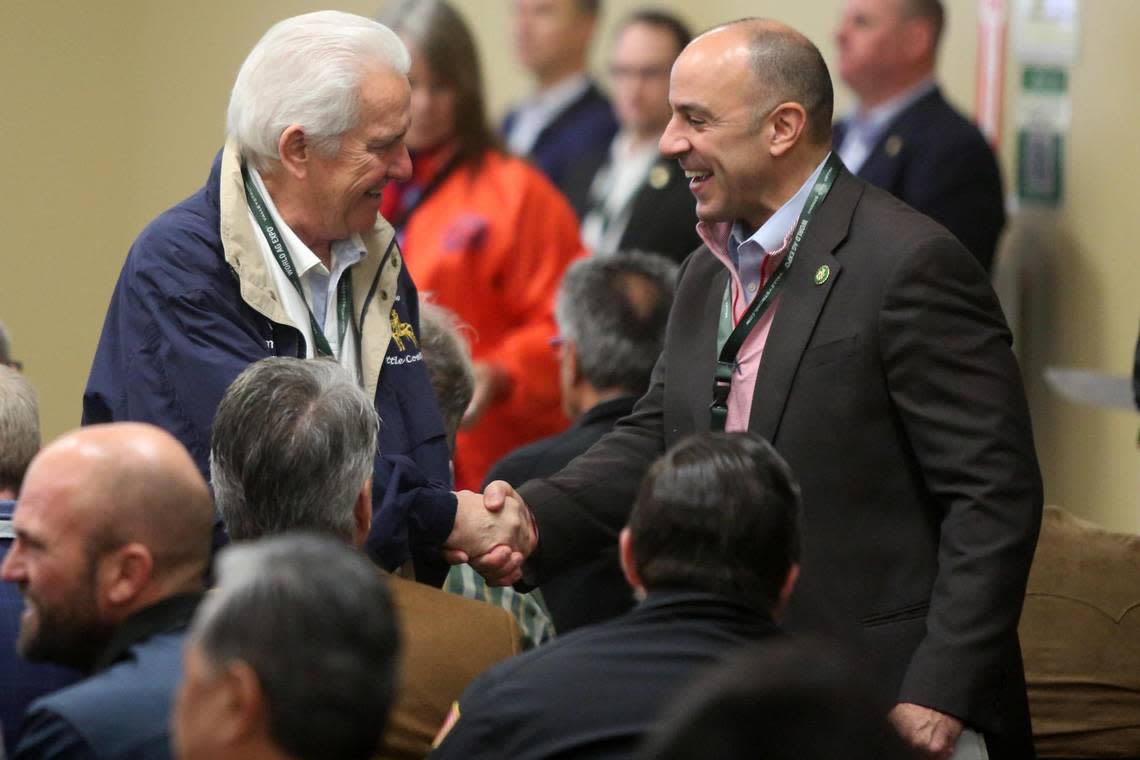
[503,80,618,197]
[1,501,81,754]
[834,87,1006,272]
[431,591,779,760]
[13,593,201,760]
[83,149,456,582]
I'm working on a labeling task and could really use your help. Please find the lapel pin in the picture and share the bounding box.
[648,164,670,190]
[814,265,830,285]
[885,135,903,157]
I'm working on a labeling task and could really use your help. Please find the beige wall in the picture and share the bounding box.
[1,1,1135,529]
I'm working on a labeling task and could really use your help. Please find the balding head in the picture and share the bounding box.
[2,423,212,669]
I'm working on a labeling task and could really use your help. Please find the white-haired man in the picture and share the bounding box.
[83,12,532,584]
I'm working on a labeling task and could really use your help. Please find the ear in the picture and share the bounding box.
[218,660,268,745]
[563,339,584,385]
[276,124,311,181]
[901,18,935,63]
[352,478,373,548]
[767,102,809,158]
[772,562,800,619]
[618,527,644,595]
[101,543,155,610]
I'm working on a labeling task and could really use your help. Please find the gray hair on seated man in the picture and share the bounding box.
[555,252,676,417]
[173,533,400,760]
[227,10,411,172]
[209,357,377,543]
[418,300,475,452]
[0,365,39,497]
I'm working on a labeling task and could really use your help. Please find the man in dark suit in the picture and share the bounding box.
[562,11,700,263]
[433,433,800,759]
[3,423,214,759]
[833,0,1005,271]
[503,0,618,194]
[486,252,676,633]
[471,19,1042,760]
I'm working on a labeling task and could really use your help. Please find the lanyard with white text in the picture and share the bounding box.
[710,153,841,431]
[241,165,352,358]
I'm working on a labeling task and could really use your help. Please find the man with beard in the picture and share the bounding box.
[2,423,214,759]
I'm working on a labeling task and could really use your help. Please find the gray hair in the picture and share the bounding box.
[556,252,677,394]
[226,11,411,172]
[191,533,400,760]
[417,300,474,451]
[209,358,377,543]
[0,365,39,494]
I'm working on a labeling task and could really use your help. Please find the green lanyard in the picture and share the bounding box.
[710,153,841,431]
[241,165,353,358]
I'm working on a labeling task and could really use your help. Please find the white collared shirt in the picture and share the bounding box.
[838,78,937,173]
[581,131,660,254]
[506,73,591,156]
[247,169,365,380]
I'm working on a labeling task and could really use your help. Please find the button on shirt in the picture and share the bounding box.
[837,78,936,173]
[506,74,590,157]
[697,154,830,432]
[247,169,365,379]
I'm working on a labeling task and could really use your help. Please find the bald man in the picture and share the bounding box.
[2,423,214,760]
[473,18,1040,760]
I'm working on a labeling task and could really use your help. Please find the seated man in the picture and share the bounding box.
[209,357,523,760]
[432,432,801,759]
[3,423,214,759]
[486,252,676,634]
[173,533,401,760]
[0,367,79,754]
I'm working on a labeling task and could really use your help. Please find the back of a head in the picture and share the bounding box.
[0,365,39,496]
[628,432,801,611]
[210,358,378,543]
[0,319,13,366]
[227,10,411,172]
[723,18,834,146]
[417,300,475,451]
[191,533,400,760]
[637,637,909,760]
[555,252,677,395]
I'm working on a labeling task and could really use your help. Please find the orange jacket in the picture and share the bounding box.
[388,150,585,490]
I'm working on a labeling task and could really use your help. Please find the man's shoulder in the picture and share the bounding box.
[485,425,596,486]
[894,88,992,153]
[124,182,228,293]
[387,575,521,654]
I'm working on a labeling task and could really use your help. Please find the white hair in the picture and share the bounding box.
[226,11,411,172]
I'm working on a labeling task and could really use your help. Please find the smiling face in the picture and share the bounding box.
[659,29,775,229]
[0,450,113,670]
[304,63,413,243]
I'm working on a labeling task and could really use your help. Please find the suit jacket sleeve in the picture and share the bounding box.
[879,233,1042,724]
[13,707,97,760]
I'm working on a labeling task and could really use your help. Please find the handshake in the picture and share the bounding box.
[443,481,537,586]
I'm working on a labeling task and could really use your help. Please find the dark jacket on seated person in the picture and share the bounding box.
[430,591,779,760]
[13,593,201,760]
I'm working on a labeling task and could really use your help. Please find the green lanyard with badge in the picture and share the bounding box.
[241,165,353,359]
[709,153,841,431]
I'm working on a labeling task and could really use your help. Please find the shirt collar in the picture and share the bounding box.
[850,77,937,134]
[525,72,590,114]
[730,152,832,255]
[250,168,366,279]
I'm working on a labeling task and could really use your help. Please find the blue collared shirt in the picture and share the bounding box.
[728,154,831,301]
[837,78,937,173]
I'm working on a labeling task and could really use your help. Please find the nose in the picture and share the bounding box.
[658,114,687,159]
[0,542,23,582]
[389,144,413,183]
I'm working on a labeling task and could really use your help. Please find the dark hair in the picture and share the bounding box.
[620,9,691,56]
[628,432,801,610]
[378,0,498,168]
[637,637,910,760]
[555,252,676,395]
[721,19,834,145]
[901,0,945,49]
[194,534,400,760]
[210,358,377,543]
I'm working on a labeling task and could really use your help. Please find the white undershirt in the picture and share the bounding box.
[581,132,660,255]
[247,169,364,381]
[506,73,591,156]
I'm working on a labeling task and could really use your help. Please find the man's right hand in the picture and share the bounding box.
[442,481,537,585]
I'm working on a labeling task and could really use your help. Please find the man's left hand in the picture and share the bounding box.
[889,703,963,760]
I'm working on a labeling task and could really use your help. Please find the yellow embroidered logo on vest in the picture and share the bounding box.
[390,308,419,352]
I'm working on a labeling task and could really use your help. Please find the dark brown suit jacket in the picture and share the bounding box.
[378,576,523,760]
[519,168,1042,756]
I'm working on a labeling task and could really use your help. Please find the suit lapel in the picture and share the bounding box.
[748,170,862,441]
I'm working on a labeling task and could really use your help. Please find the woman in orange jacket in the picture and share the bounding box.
[379,0,585,490]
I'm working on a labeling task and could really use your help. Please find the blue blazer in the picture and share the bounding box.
[834,87,1006,272]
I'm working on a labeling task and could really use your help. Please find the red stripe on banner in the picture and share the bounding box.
[976,0,1007,148]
